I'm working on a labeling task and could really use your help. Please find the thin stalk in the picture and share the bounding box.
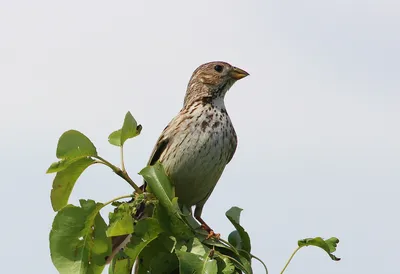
[94,156,142,193]
[236,249,268,274]
[120,146,126,172]
[251,253,268,274]
[103,194,134,208]
[280,246,302,274]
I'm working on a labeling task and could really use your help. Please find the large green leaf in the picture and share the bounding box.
[50,157,96,211]
[123,218,162,261]
[154,201,193,240]
[135,234,179,273]
[226,207,251,258]
[176,250,218,274]
[47,130,98,173]
[140,163,194,240]
[298,237,341,261]
[107,203,134,237]
[108,111,141,147]
[56,130,97,159]
[49,199,111,274]
[139,162,175,204]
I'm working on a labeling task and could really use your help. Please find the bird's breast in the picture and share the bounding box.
[160,104,237,206]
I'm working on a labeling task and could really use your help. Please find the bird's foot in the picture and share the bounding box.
[206,230,221,240]
[201,223,220,240]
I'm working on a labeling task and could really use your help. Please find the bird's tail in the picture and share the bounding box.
[105,184,148,266]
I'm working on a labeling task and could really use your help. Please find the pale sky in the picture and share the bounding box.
[1,1,399,273]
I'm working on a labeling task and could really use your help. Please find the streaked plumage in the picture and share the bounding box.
[108,61,248,266]
[147,61,248,230]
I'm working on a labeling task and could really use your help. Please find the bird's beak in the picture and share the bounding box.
[229,66,249,80]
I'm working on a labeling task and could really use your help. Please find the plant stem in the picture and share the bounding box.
[95,156,142,194]
[102,194,134,208]
[218,238,240,255]
[251,254,268,274]
[214,250,248,272]
[120,146,126,172]
[280,246,302,274]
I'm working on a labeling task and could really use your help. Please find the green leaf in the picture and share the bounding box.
[56,130,98,159]
[140,163,193,239]
[227,231,241,251]
[176,237,210,257]
[139,162,175,203]
[109,257,134,274]
[226,207,251,256]
[50,157,96,211]
[154,202,194,240]
[123,218,162,261]
[202,241,238,260]
[108,131,123,147]
[176,250,218,274]
[231,256,252,274]
[47,130,98,173]
[148,252,179,273]
[135,234,179,273]
[49,199,111,274]
[108,112,140,147]
[47,158,84,173]
[216,255,236,274]
[298,237,341,261]
[214,251,252,274]
[188,237,210,256]
[107,203,134,237]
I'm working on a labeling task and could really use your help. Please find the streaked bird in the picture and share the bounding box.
[108,61,249,266]
[147,61,248,235]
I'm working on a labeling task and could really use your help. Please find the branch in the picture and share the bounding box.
[94,156,143,193]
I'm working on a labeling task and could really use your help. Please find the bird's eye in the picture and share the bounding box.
[214,65,224,73]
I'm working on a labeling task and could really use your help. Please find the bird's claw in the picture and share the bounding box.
[201,224,220,240]
[206,231,220,240]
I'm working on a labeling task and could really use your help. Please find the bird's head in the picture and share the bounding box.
[184,61,249,106]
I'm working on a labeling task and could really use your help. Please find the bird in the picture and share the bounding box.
[107,61,249,264]
[146,61,249,236]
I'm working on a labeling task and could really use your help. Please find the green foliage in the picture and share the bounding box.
[107,203,134,237]
[109,258,135,274]
[50,157,96,211]
[226,207,251,261]
[50,200,111,274]
[176,249,217,274]
[140,163,175,208]
[298,237,341,261]
[121,218,163,273]
[108,111,141,147]
[48,111,341,274]
[56,130,98,160]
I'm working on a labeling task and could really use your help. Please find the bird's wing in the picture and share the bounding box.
[226,126,238,164]
[226,146,237,164]
[147,110,185,165]
[148,134,170,165]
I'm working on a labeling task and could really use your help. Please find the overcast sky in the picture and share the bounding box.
[1,1,399,273]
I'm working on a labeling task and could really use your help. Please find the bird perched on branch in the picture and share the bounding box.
[109,61,249,264]
[147,61,249,236]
